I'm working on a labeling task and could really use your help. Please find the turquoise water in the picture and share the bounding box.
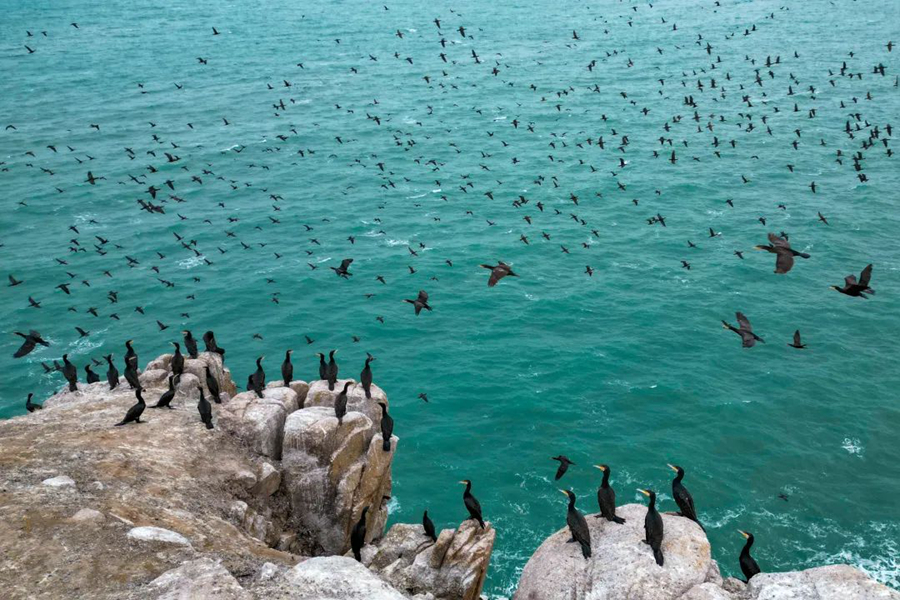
[2,0,899,595]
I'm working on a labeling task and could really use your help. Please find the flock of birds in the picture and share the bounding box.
[3,0,896,588]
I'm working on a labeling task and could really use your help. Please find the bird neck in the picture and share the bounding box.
[601,470,610,486]
[742,537,754,554]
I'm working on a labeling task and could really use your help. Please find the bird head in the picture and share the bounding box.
[459,479,471,485]
[637,488,655,498]
[667,463,683,474]
[594,464,609,472]
[559,489,574,500]
[738,530,753,541]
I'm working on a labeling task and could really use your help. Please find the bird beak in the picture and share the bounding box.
[594,464,607,471]
[667,464,678,472]
[559,489,569,496]
[738,530,750,539]
[637,489,650,496]
[458,480,467,485]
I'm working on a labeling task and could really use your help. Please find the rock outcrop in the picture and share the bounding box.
[514,504,899,600]
[363,519,496,600]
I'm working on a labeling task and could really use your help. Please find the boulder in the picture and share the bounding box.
[282,406,396,554]
[127,526,192,547]
[278,556,407,600]
[267,380,310,405]
[365,519,496,600]
[218,390,293,459]
[146,557,252,600]
[514,503,717,600]
[254,461,282,497]
[745,564,900,600]
[305,378,388,426]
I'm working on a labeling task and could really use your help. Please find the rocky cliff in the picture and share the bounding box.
[0,352,494,599]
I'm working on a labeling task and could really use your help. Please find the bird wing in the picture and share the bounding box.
[844,274,858,287]
[487,269,501,287]
[859,264,873,288]
[774,251,794,274]
[741,333,756,348]
[417,290,429,302]
[736,312,752,331]
[767,232,790,249]
[13,338,36,358]
[340,258,353,269]
[793,330,802,346]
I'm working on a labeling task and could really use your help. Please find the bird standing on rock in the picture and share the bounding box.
[668,464,705,531]
[316,352,327,380]
[350,506,369,561]
[360,353,375,398]
[560,489,591,559]
[460,479,485,528]
[335,381,351,425]
[105,354,119,389]
[171,342,184,376]
[116,387,146,426]
[249,356,265,397]
[594,464,625,524]
[197,385,213,429]
[638,488,664,566]
[152,376,177,409]
[26,393,43,412]
[61,354,78,392]
[326,350,339,390]
[205,365,221,403]
[738,530,761,582]
[379,402,393,451]
[281,349,293,384]
[84,364,100,383]
[182,330,199,358]
[203,330,225,358]
[423,510,437,542]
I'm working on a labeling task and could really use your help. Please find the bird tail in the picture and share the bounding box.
[382,437,391,452]
[365,388,371,399]
[613,516,626,524]
[798,252,811,259]
[580,541,592,559]
[694,518,706,532]
[653,548,664,566]
[69,382,77,392]
[353,548,361,562]
[114,420,126,427]
[478,517,485,529]
[205,421,214,430]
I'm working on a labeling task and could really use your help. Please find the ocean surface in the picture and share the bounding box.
[1,0,899,595]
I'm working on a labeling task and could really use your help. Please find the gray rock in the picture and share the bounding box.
[681,582,737,600]
[69,508,105,523]
[305,378,388,426]
[282,405,395,554]
[126,526,192,547]
[366,519,496,600]
[147,557,251,600]
[280,556,407,600]
[514,503,716,600]
[218,390,293,459]
[745,564,900,600]
[254,461,281,497]
[42,475,76,487]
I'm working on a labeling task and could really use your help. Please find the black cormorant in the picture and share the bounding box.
[738,530,761,582]
[335,381,351,425]
[404,290,432,315]
[26,393,43,412]
[61,354,77,392]
[788,330,806,349]
[203,330,226,357]
[668,464,705,531]
[249,356,265,397]
[182,330,199,358]
[479,261,518,287]
[379,402,393,451]
[754,233,810,274]
[105,354,119,389]
[722,312,764,347]
[84,364,100,383]
[560,489,591,559]
[281,349,293,384]
[638,488,664,566]
[116,387,146,426]
[423,510,437,542]
[331,258,354,278]
[350,506,369,561]
[594,464,625,523]
[124,356,140,390]
[152,376,177,409]
[205,365,221,403]
[460,480,485,528]
[197,385,213,429]
[831,264,875,298]
[316,352,327,380]
[124,339,137,370]
[326,350,339,390]
[12,330,49,358]
[552,455,574,480]
[171,342,184,376]
[360,353,375,398]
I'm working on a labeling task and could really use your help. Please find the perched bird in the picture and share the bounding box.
[105,354,119,389]
[203,330,226,357]
[754,233,810,274]
[124,356,141,390]
[360,353,375,398]
[124,339,138,369]
[249,356,265,397]
[335,381,351,425]
[116,387,146,426]
[560,489,591,559]
[13,330,49,358]
[460,479,485,528]
[668,464,705,531]
[738,530,761,582]
[326,349,339,391]
[205,365,221,403]
[316,352,328,380]
[423,510,437,542]
[831,264,875,298]
[638,488,664,566]
[594,464,625,524]
[84,364,100,383]
[183,330,199,358]
[26,393,43,412]
[171,342,185,376]
[197,385,213,429]
[281,349,293,384]
[788,330,806,349]
[379,402,393,451]
[479,262,518,287]
[551,455,574,480]
[61,354,78,392]
[722,312,764,347]
[152,376,177,409]
[404,290,432,315]
[350,506,369,561]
